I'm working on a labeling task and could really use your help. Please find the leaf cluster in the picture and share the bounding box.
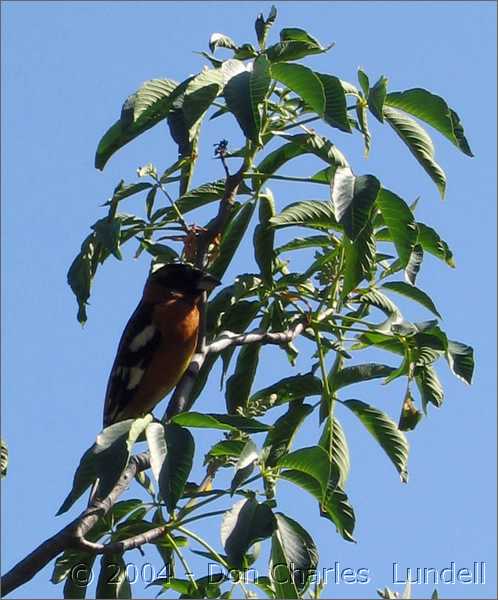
[57,7,474,599]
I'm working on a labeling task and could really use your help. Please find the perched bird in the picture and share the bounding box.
[102,263,220,427]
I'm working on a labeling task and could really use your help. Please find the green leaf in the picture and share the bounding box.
[234,43,259,60]
[415,364,444,412]
[219,300,262,385]
[266,39,327,62]
[250,55,272,135]
[182,68,225,130]
[342,222,376,298]
[67,234,99,324]
[382,281,441,318]
[95,79,178,170]
[224,57,271,142]
[357,68,370,96]
[250,374,322,406]
[254,576,276,599]
[270,531,299,599]
[279,470,355,541]
[368,75,388,123]
[91,218,122,260]
[230,439,259,494]
[353,288,401,317]
[171,412,271,433]
[270,200,339,231]
[343,399,409,482]
[404,243,424,285]
[272,513,319,594]
[319,417,350,488]
[145,421,167,486]
[57,416,152,515]
[253,132,346,188]
[207,440,246,459]
[96,554,131,599]
[255,5,277,48]
[417,222,455,267]
[209,33,237,53]
[277,446,330,494]
[333,364,397,391]
[62,556,96,598]
[315,72,351,132]
[385,88,473,156]
[160,424,194,513]
[383,105,446,198]
[275,235,332,255]
[376,188,418,267]
[253,142,308,188]
[271,63,325,115]
[263,403,314,467]
[254,188,276,282]
[221,498,276,568]
[280,131,348,167]
[105,499,145,528]
[446,340,474,384]
[398,389,423,431]
[280,27,322,46]
[138,240,178,263]
[355,100,371,157]
[152,180,226,222]
[331,167,380,240]
[225,342,261,414]
[210,201,256,280]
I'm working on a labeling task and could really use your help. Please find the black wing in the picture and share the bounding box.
[103,301,162,427]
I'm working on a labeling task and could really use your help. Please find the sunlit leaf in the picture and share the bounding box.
[343,399,409,482]
[263,403,313,468]
[270,200,339,231]
[271,63,325,115]
[446,340,474,384]
[209,33,237,53]
[272,513,319,594]
[171,412,271,433]
[415,364,444,412]
[368,75,388,123]
[385,88,473,156]
[417,222,455,267]
[221,498,276,568]
[376,188,418,267]
[333,364,396,391]
[383,106,446,197]
[95,79,179,170]
[331,167,380,240]
[342,222,376,298]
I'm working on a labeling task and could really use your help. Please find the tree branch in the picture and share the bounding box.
[194,159,247,269]
[164,319,306,420]
[1,453,150,596]
[206,320,306,354]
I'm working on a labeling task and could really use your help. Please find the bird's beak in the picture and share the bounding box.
[196,272,221,292]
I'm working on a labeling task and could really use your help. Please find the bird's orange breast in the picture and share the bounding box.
[116,297,200,420]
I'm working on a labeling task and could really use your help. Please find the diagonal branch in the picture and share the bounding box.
[193,158,248,269]
[1,453,150,596]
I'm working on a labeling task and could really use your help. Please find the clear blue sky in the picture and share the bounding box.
[1,2,496,599]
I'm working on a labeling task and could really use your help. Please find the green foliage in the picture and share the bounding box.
[58,9,475,600]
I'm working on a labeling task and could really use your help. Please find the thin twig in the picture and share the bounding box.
[155,181,190,233]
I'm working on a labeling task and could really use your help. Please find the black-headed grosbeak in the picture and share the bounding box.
[102,263,220,427]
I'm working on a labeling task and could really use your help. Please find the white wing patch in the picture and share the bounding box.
[126,366,145,390]
[129,324,156,352]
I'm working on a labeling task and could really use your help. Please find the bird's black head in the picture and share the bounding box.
[148,263,220,295]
